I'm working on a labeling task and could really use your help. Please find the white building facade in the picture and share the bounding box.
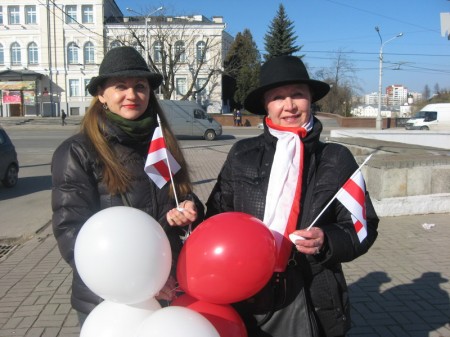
[0,1,232,117]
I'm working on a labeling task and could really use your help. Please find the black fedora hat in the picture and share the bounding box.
[87,46,163,96]
[244,55,330,115]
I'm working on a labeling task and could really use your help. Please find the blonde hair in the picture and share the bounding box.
[81,93,193,198]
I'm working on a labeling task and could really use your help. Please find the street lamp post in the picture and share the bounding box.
[126,6,163,64]
[375,27,403,130]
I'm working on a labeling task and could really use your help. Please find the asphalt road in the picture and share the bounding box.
[0,115,339,242]
[0,124,263,242]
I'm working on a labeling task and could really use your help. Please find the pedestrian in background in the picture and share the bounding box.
[51,46,204,326]
[206,55,379,336]
[236,109,242,126]
[61,109,67,126]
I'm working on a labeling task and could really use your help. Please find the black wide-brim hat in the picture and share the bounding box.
[244,55,330,115]
[87,46,163,96]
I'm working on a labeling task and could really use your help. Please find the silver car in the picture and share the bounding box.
[0,127,19,187]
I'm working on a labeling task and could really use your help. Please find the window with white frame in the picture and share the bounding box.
[174,41,186,62]
[11,42,21,65]
[153,41,162,62]
[196,77,208,97]
[28,42,38,64]
[82,5,93,24]
[196,41,206,62]
[0,44,4,64]
[84,42,94,64]
[69,79,80,97]
[84,79,91,96]
[68,42,79,64]
[176,78,187,96]
[25,5,36,24]
[65,5,77,24]
[0,6,3,25]
[132,42,144,57]
[8,6,20,25]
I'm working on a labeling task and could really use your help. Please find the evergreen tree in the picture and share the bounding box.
[224,29,261,108]
[263,4,302,60]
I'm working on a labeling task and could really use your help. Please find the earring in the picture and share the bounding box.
[102,103,108,111]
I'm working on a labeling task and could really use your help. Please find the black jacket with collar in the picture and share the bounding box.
[206,117,379,336]
[51,119,203,314]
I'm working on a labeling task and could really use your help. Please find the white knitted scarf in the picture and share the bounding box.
[264,116,313,271]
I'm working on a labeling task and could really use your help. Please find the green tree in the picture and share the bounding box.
[223,29,261,108]
[263,4,302,60]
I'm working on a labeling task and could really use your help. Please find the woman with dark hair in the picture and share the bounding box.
[51,46,204,325]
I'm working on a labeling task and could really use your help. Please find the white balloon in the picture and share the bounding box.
[75,206,172,304]
[81,299,161,337]
[135,306,220,337]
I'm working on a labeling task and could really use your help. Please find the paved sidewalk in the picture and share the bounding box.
[1,144,450,336]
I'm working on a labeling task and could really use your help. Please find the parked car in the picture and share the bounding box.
[0,127,19,187]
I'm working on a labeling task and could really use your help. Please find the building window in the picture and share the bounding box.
[196,77,208,96]
[176,78,187,96]
[8,6,20,25]
[0,6,4,25]
[0,44,4,65]
[25,5,37,24]
[68,42,79,64]
[153,41,162,62]
[82,5,93,24]
[196,41,206,62]
[28,42,38,64]
[84,79,91,96]
[11,42,21,65]
[65,5,77,24]
[84,42,94,64]
[69,79,80,97]
[132,42,144,57]
[174,41,186,62]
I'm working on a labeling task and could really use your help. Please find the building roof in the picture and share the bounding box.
[0,70,44,80]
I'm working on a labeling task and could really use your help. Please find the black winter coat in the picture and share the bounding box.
[51,120,203,314]
[206,117,379,337]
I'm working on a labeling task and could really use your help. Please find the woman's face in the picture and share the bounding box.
[264,83,311,128]
[98,77,151,120]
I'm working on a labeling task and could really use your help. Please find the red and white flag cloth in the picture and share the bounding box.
[145,126,181,189]
[335,170,368,242]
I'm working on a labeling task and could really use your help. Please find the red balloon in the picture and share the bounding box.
[177,212,276,304]
[172,293,247,337]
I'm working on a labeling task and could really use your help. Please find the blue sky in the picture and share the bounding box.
[115,0,450,95]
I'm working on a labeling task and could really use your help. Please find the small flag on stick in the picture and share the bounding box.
[335,170,367,242]
[305,154,373,242]
[145,124,181,189]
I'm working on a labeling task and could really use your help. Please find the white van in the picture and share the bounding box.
[159,100,222,140]
[405,103,450,130]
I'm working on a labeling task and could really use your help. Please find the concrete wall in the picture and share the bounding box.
[331,136,450,217]
[330,129,450,150]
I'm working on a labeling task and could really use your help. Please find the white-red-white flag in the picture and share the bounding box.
[335,170,368,242]
[145,126,181,189]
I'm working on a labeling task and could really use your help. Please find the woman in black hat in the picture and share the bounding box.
[51,46,204,325]
[206,55,379,337]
